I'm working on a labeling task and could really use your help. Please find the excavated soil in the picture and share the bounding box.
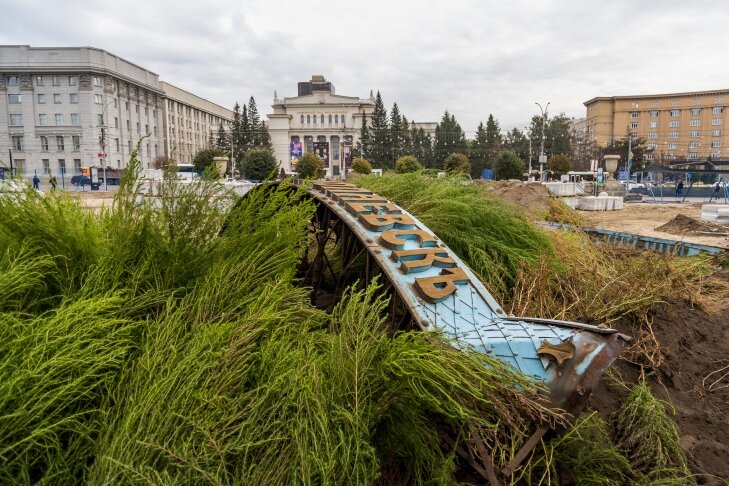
[589,288,729,484]
[656,214,729,236]
[477,180,552,215]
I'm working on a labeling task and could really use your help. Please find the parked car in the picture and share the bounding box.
[71,175,90,186]
[619,180,645,191]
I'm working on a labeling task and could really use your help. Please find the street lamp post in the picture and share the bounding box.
[524,126,532,179]
[97,99,116,192]
[535,102,550,181]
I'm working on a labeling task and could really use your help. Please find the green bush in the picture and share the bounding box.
[192,147,226,172]
[351,157,372,175]
[494,150,525,180]
[395,155,422,174]
[443,152,470,174]
[296,152,324,179]
[242,148,277,181]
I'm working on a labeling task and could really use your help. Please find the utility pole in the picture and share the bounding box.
[627,131,633,181]
[525,127,532,179]
[8,149,13,177]
[535,102,550,181]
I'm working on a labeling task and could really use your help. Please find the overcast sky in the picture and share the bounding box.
[2,0,727,135]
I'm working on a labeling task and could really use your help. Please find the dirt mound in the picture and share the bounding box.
[477,180,552,214]
[589,293,729,483]
[656,214,729,236]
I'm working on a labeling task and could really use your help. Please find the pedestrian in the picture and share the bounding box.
[49,175,57,191]
[676,180,684,199]
[709,181,721,202]
[32,174,40,190]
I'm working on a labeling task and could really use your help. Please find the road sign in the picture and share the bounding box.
[538,155,547,164]
[97,152,106,158]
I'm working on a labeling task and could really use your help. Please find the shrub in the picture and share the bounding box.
[443,153,470,174]
[297,152,324,179]
[548,154,572,175]
[192,148,226,172]
[494,150,525,180]
[243,148,277,181]
[351,157,372,175]
[395,155,422,174]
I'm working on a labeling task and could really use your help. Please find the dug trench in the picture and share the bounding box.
[589,293,729,483]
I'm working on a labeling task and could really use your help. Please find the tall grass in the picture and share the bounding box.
[354,173,553,297]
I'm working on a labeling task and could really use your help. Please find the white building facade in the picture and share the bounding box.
[268,75,375,177]
[0,45,233,177]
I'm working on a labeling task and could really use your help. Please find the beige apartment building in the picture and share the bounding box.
[160,82,232,165]
[584,89,729,163]
[0,45,232,177]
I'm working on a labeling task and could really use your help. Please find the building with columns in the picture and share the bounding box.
[0,45,232,177]
[268,75,375,177]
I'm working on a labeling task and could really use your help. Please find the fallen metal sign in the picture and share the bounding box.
[309,181,629,412]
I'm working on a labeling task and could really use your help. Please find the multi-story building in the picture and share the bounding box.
[160,82,232,165]
[0,45,232,177]
[584,89,729,163]
[268,75,375,177]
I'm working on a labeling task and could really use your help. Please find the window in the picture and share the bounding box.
[650,102,658,108]
[154,144,158,157]
[691,108,701,116]
[713,129,722,137]
[649,110,659,117]
[321,115,324,124]
[631,102,639,108]
[669,120,679,127]
[8,94,21,104]
[135,104,139,113]
[52,75,60,86]
[55,114,63,126]
[146,144,151,156]
[12,136,23,151]
[72,136,81,151]
[74,159,81,173]
[712,141,721,148]
[71,114,79,126]
[691,130,700,137]
[54,94,61,104]
[689,141,699,148]
[693,99,700,105]
[689,152,699,159]
[56,136,64,151]
[329,114,332,124]
[115,139,120,152]
[9,114,22,126]
[715,98,724,104]
[670,109,680,116]
[93,76,102,87]
[648,132,658,139]
[95,94,103,104]
[7,76,20,86]
[690,119,700,126]
[647,143,657,150]
[144,107,148,117]
[68,76,77,86]
[713,107,723,114]
[669,131,678,138]
[307,114,311,124]
[58,159,66,172]
[136,122,140,132]
[145,124,149,133]
[114,117,119,128]
[629,111,639,118]
[713,118,723,126]
[68,93,78,104]
[649,121,658,128]
[711,152,721,159]
[36,75,44,86]
[629,122,638,129]
[41,136,49,151]
[97,114,104,126]
[125,101,130,110]
[668,142,677,149]
[42,159,50,174]
[39,114,48,126]
[127,141,132,153]
[153,126,157,136]
[37,94,46,103]
[671,100,680,106]
[126,120,131,130]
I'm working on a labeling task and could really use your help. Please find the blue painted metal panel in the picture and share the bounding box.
[308,182,626,408]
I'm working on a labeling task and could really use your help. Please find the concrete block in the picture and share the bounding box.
[576,196,624,211]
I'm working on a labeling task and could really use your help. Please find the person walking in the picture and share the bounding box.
[49,175,57,191]
[676,179,684,200]
[709,181,722,202]
[32,174,40,190]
